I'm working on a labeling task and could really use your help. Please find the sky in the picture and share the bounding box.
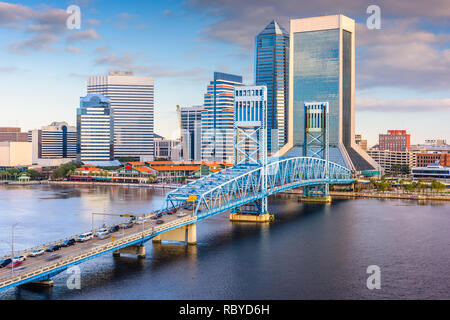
[0,0,449,147]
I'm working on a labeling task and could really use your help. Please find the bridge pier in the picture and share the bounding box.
[152,223,196,245]
[299,184,331,203]
[229,212,274,223]
[113,245,146,258]
[23,280,54,288]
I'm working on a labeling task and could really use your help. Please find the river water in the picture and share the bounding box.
[0,184,449,300]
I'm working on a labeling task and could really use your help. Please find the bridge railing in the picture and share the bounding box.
[0,215,197,289]
[0,212,158,262]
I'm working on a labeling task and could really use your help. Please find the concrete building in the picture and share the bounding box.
[278,14,379,173]
[28,122,77,164]
[178,105,202,161]
[201,72,243,163]
[77,94,113,161]
[0,127,28,142]
[367,149,416,174]
[255,20,289,154]
[0,142,32,166]
[87,71,154,161]
[154,136,181,160]
[355,134,368,151]
[379,130,410,151]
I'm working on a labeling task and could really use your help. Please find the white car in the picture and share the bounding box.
[13,255,27,262]
[96,230,110,240]
[77,232,94,242]
[29,249,44,257]
[95,228,108,237]
[136,217,147,225]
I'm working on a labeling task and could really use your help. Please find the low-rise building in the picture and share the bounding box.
[367,149,416,174]
[416,153,450,168]
[411,164,450,180]
[0,141,32,167]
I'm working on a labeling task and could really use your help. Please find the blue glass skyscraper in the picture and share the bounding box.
[201,72,243,163]
[255,20,289,155]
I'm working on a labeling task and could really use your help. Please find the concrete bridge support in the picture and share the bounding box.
[300,184,332,203]
[152,223,196,245]
[113,245,146,258]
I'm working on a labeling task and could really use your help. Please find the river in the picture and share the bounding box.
[0,184,449,300]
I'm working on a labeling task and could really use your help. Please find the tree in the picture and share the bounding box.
[431,180,446,193]
[52,161,83,179]
[25,169,42,180]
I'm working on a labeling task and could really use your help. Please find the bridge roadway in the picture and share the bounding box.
[0,210,196,291]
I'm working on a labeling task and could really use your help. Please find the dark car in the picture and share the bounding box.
[46,254,62,261]
[167,208,177,215]
[156,220,164,225]
[61,239,76,247]
[46,245,61,252]
[109,225,120,233]
[0,258,12,268]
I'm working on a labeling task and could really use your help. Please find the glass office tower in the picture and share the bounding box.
[280,15,378,172]
[255,20,289,155]
[201,72,243,163]
[77,94,113,161]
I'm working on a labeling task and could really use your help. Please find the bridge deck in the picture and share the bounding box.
[0,210,196,291]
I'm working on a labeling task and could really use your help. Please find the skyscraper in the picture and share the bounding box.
[179,105,202,161]
[201,72,243,163]
[28,122,77,163]
[77,94,113,161]
[279,14,378,172]
[255,20,289,155]
[87,71,154,161]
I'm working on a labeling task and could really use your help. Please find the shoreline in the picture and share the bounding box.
[40,180,180,189]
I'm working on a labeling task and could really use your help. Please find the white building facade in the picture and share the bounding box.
[87,71,154,161]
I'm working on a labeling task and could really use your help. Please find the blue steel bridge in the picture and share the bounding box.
[0,155,353,292]
[0,100,354,292]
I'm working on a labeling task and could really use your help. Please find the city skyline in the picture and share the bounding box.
[0,0,449,147]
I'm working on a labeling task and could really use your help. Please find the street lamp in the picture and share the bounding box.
[1,223,19,276]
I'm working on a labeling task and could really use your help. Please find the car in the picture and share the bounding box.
[122,221,133,229]
[6,260,23,268]
[0,258,12,268]
[177,213,188,218]
[108,225,120,233]
[156,220,164,225]
[95,228,108,237]
[46,245,61,252]
[77,232,93,242]
[167,208,177,215]
[29,249,45,257]
[46,254,62,261]
[61,238,76,247]
[136,217,147,225]
[13,255,27,262]
[96,230,110,240]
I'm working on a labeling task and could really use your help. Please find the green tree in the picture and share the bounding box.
[25,169,42,180]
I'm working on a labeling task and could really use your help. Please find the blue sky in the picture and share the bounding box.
[0,0,449,146]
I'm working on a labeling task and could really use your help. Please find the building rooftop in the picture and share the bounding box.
[258,20,288,36]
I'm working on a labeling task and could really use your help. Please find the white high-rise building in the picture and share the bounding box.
[87,71,154,161]
[28,122,77,163]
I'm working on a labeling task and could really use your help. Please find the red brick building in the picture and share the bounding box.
[416,153,450,167]
[379,130,410,151]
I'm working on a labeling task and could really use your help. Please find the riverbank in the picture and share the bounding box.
[330,191,450,201]
[279,188,450,201]
[41,180,180,189]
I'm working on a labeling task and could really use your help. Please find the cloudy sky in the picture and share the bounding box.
[0,0,449,146]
